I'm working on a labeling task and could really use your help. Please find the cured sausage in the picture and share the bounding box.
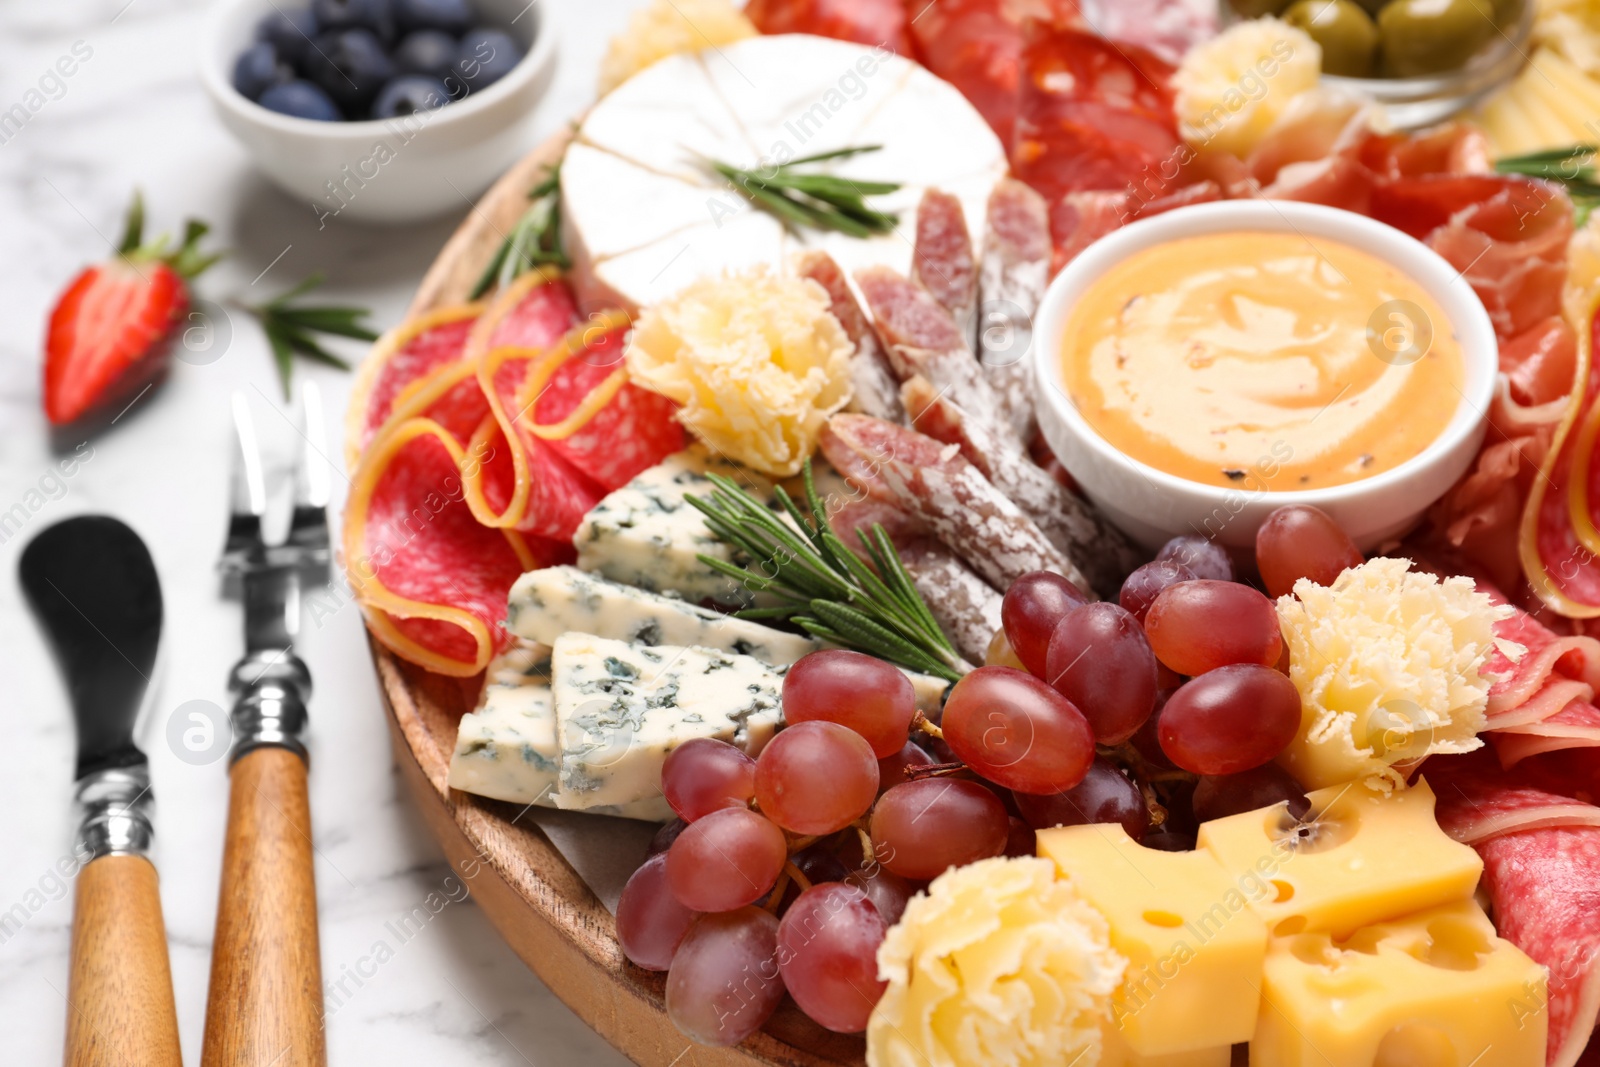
[795,250,905,423]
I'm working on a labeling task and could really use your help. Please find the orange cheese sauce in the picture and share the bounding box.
[1061,232,1464,491]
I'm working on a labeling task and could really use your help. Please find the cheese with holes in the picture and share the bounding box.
[1254,900,1547,1067]
[506,565,818,664]
[562,34,1007,312]
[573,446,774,607]
[550,633,782,818]
[1036,824,1269,1057]
[1197,778,1482,939]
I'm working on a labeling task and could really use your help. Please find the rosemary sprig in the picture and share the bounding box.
[1496,145,1600,224]
[706,145,901,238]
[470,163,568,299]
[245,273,377,399]
[685,460,966,681]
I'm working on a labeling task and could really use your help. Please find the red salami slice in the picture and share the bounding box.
[913,188,979,353]
[744,0,910,53]
[796,250,904,423]
[1495,701,1600,766]
[470,267,580,353]
[909,0,1022,146]
[820,413,1085,590]
[346,307,479,464]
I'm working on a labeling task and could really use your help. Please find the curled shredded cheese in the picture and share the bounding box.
[1275,557,1513,791]
[1173,18,1322,158]
[597,0,756,96]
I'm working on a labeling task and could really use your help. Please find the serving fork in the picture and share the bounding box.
[202,385,329,1067]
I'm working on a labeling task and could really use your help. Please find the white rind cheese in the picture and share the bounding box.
[574,445,774,607]
[507,565,819,664]
[563,35,1007,312]
[551,633,783,817]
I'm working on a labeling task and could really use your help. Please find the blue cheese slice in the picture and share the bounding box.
[446,641,561,808]
[573,446,775,607]
[507,565,818,665]
[551,633,784,817]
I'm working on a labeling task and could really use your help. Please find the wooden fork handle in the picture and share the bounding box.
[65,854,183,1067]
[201,747,326,1067]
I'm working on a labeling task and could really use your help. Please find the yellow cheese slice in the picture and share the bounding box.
[1253,900,1547,1067]
[1196,779,1482,939]
[1037,825,1268,1057]
[1100,1025,1231,1067]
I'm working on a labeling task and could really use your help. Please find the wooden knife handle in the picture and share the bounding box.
[65,854,183,1067]
[202,746,326,1067]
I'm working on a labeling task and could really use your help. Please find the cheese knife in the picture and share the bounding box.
[19,515,181,1067]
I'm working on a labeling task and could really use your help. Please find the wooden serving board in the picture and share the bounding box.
[370,132,864,1067]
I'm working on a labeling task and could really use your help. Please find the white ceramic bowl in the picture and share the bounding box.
[200,0,557,223]
[1033,200,1497,553]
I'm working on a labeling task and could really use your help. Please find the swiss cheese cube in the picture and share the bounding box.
[1252,900,1547,1067]
[1101,1025,1232,1067]
[1197,779,1482,938]
[1037,825,1268,1057]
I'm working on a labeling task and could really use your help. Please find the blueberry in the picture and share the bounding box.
[393,0,472,34]
[258,80,344,121]
[393,30,458,79]
[232,41,293,100]
[255,8,320,64]
[304,29,396,112]
[310,0,395,44]
[370,74,451,118]
[454,28,522,92]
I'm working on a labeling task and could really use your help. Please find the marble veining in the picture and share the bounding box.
[0,1,639,1062]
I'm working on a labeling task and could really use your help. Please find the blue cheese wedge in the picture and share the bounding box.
[507,565,818,665]
[573,446,774,608]
[446,641,561,808]
[551,633,784,817]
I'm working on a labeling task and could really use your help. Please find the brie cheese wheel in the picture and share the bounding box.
[562,34,1008,312]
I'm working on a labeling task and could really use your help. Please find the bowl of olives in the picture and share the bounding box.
[1225,0,1533,128]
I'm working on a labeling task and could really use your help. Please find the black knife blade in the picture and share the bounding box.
[19,515,162,780]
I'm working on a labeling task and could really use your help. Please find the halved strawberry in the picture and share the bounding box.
[43,193,219,425]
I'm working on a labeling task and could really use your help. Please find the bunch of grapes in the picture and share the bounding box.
[621,505,1362,1048]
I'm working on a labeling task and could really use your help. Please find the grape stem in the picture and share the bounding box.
[784,861,814,895]
[911,713,944,740]
[763,867,791,915]
[855,825,876,867]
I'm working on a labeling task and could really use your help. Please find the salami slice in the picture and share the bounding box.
[908,0,1022,146]
[795,250,904,423]
[345,306,480,466]
[344,417,571,676]
[820,413,1087,590]
[744,0,910,53]
[901,374,1137,597]
[912,188,979,355]
[979,179,1050,441]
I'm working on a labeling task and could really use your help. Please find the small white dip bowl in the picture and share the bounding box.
[1033,199,1497,553]
[200,0,557,224]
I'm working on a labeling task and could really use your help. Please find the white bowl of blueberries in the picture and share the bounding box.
[202,0,556,223]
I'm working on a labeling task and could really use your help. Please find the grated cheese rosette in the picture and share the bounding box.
[1173,18,1321,158]
[867,857,1125,1067]
[624,267,854,477]
[1275,557,1515,791]
[597,0,755,96]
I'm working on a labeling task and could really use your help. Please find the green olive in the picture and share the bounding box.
[1346,0,1393,17]
[1378,0,1497,77]
[1284,0,1380,77]
[1491,0,1524,27]
[1229,0,1293,17]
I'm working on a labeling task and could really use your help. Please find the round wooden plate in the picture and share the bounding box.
[369,132,865,1067]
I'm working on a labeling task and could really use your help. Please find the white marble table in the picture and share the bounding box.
[0,1,640,1062]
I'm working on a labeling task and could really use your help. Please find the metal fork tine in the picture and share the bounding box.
[286,379,331,568]
[220,392,267,575]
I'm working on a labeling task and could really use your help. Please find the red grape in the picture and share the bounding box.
[1003,816,1038,857]
[1001,571,1090,676]
[1157,535,1234,581]
[783,649,917,757]
[790,841,851,885]
[666,908,784,1045]
[666,807,788,912]
[618,853,698,971]
[870,778,1009,880]
[1143,828,1197,852]
[1044,603,1158,745]
[1012,757,1150,840]
[942,666,1095,794]
[755,721,879,835]
[1119,560,1197,623]
[877,740,935,793]
[1158,665,1303,775]
[662,738,756,822]
[1129,690,1178,771]
[1255,505,1363,599]
[1192,765,1309,824]
[845,867,915,926]
[777,883,888,1033]
[1144,580,1283,676]
[648,818,687,856]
